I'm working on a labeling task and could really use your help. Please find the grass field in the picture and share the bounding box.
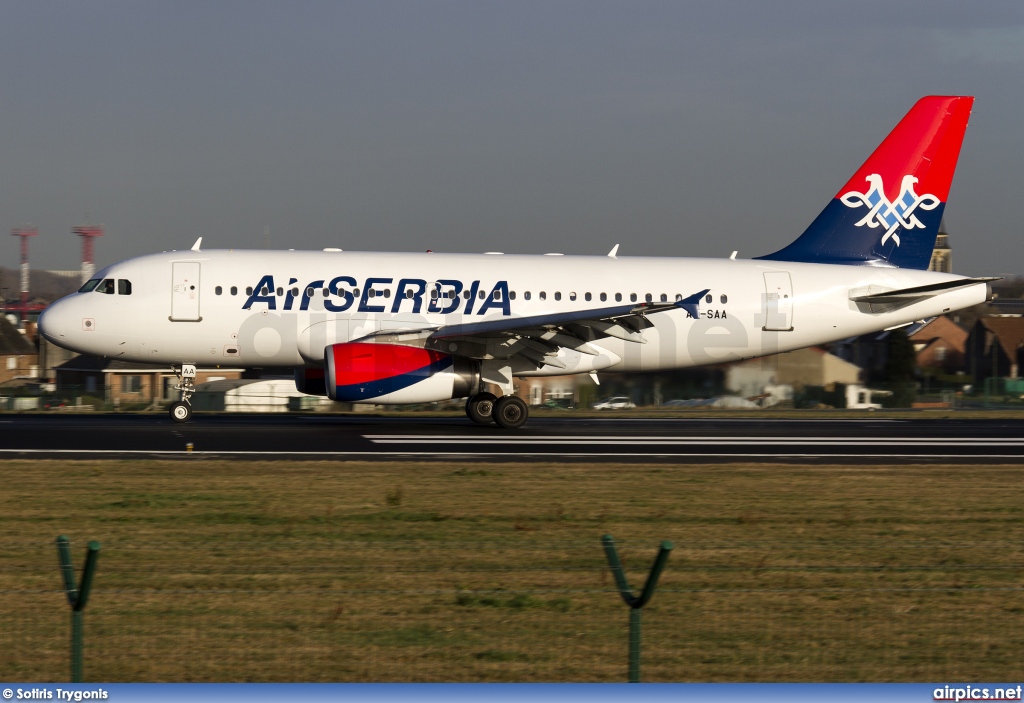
[2,458,1023,682]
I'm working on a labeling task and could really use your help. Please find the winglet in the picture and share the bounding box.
[191,237,203,252]
[607,244,619,259]
[675,289,710,319]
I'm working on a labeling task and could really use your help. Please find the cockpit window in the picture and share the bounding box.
[79,278,101,293]
[95,279,115,294]
[117,279,132,295]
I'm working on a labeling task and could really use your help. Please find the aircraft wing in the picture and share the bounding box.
[360,288,710,369]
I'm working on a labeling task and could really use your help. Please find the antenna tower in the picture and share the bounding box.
[72,225,104,284]
[10,226,38,324]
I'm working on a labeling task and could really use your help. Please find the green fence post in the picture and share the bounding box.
[602,534,672,682]
[56,536,101,683]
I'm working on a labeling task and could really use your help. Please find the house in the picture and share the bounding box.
[191,378,333,412]
[726,347,862,397]
[54,355,244,407]
[909,316,968,374]
[965,316,1024,382]
[0,315,39,384]
[514,375,593,406]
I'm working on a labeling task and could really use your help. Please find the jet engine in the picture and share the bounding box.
[324,342,479,404]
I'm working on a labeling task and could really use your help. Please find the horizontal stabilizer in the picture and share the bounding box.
[849,277,998,304]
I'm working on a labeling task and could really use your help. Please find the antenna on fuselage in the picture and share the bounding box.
[607,244,619,259]
[191,237,203,252]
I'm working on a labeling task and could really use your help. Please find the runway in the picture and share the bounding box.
[0,413,1022,462]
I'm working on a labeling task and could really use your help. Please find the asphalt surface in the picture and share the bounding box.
[0,413,1022,463]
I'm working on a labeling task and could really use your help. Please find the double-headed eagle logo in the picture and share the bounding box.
[840,174,940,247]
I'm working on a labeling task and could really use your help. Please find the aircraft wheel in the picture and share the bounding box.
[169,400,192,423]
[493,396,528,429]
[466,392,497,424]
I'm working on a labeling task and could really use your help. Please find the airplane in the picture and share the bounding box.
[38,95,993,428]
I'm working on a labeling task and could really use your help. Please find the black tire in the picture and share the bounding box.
[493,396,528,429]
[169,400,192,423]
[466,392,497,425]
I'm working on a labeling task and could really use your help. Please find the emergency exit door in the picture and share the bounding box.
[170,262,202,321]
[763,271,793,331]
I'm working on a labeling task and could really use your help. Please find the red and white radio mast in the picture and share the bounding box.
[10,226,38,325]
[72,225,104,284]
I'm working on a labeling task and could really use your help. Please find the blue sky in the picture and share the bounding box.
[1,1,1021,275]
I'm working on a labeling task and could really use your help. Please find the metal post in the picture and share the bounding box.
[602,535,672,683]
[56,536,101,683]
[71,611,83,682]
[628,608,642,683]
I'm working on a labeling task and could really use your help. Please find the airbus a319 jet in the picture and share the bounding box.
[39,96,993,428]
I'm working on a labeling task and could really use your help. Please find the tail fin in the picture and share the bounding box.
[758,96,974,269]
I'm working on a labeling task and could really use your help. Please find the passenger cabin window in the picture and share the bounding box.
[705,294,713,304]
[554,292,561,301]
[79,278,101,293]
[721,294,728,304]
[540,292,547,300]
[246,287,253,295]
[645,293,653,303]
[524,291,531,300]
[118,279,132,295]
[615,293,622,302]
[215,286,223,296]
[96,279,115,294]
[600,293,607,302]
[585,293,592,302]
[630,293,637,302]
[231,286,238,296]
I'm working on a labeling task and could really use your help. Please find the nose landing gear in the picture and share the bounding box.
[169,364,197,423]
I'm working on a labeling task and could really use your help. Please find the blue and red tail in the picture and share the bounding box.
[759,96,974,269]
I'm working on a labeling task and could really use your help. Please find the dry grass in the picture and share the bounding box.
[1,459,1023,682]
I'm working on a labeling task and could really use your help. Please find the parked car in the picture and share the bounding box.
[591,396,636,410]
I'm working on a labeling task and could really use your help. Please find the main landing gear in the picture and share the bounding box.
[465,392,528,429]
[169,364,197,423]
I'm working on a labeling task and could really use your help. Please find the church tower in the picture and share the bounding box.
[928,219,952,273]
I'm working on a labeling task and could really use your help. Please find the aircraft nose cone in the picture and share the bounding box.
[38,303,68,344]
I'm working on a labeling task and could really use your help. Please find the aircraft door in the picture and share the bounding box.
[170,262,202,321]
[762,271,794,331]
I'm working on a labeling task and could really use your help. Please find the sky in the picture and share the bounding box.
[0,1,1021,276]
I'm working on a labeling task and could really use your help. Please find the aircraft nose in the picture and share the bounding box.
[38,300,69,345]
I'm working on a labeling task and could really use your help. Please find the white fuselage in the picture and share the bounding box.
[38,248,986,380]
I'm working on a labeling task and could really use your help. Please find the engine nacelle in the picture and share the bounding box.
[294,366,327,396]
[324,342,478,404]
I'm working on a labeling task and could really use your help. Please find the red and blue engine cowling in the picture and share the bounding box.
[299,342,479,404]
